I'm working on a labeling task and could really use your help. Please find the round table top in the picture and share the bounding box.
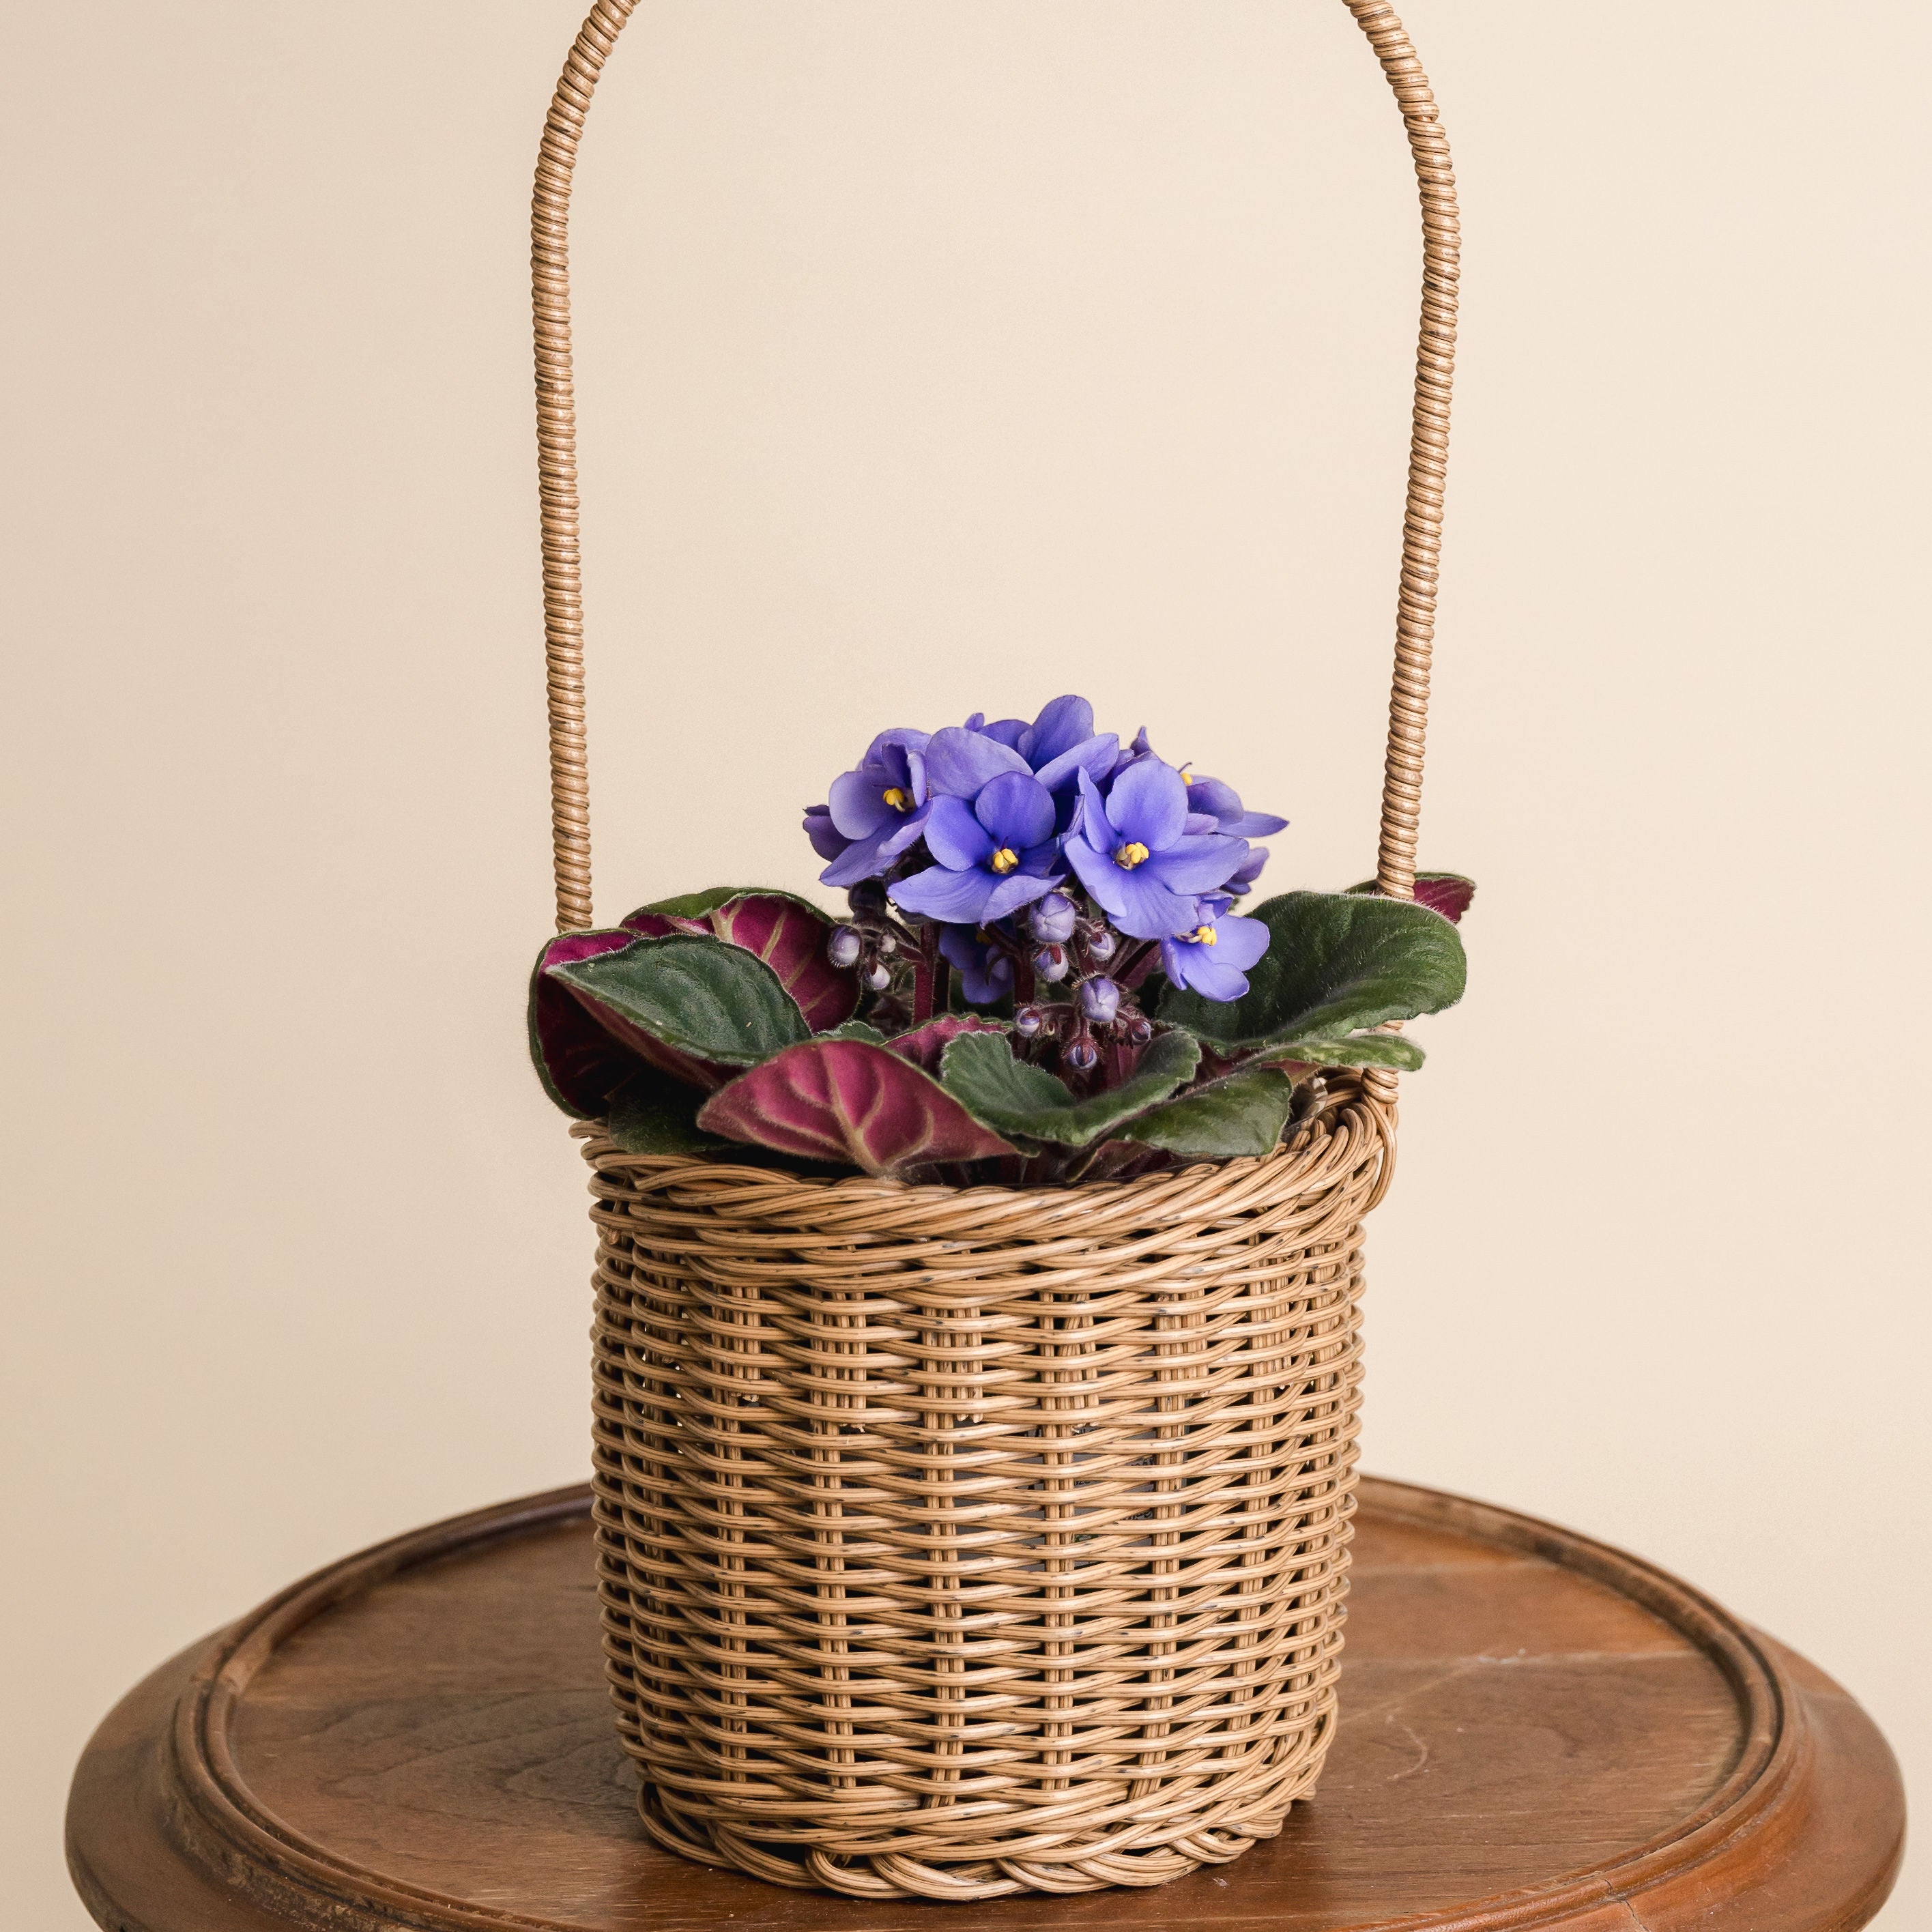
[67,1477,1903,1932]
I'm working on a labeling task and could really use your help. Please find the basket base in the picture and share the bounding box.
[633,1720,1332,1902]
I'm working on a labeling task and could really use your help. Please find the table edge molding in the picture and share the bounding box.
[68,1477,1903,1932]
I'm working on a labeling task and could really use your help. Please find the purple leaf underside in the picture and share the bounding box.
[1346,871,1476,925]
[886,1013,1009,1075]
[1412,874,1476,924]
[706,893,862,1031]
[530,929,647,1114]
[697,1039,1016,1176]
[532,927,741,1107]
[618,910,708,941]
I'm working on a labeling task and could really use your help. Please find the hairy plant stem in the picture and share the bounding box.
[978,917,1036,1006]
[1058,1139,1114,1185]
[910,925,938,1026]
[1109,936,1157,990]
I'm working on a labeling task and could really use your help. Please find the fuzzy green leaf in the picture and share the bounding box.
[620,891,860,1031]
[1260,1033,1426,1073]
[549,932,809,1069]
[1115,1065,1297,1160]
[605,1069,729,1155]
[939,1030,1200,1147]
[1158,891,1466,1050]
[631,884,817,920]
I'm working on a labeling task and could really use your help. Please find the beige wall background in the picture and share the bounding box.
[3,1,1925,1923]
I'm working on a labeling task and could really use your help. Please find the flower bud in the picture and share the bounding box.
[1028,892,1077,944]
[1032,944,1069,983]
[1079,977,1121,1024]
[1064,1037,1099,1072]
[1014,1005,1046,1039]
[1125,1013,1153,1044]
[847,881,889,917]
[1086,926,1117,962]
[826,925,863,969]
[872,927,898,959]
[863,960,893,992]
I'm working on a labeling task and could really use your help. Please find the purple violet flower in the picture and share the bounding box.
[1108,726,1155,778]
[1033,943,1069,983]
[1184,773,1288,840]
[1079,977,1121,1024]
[1110,732,1286,841]
[816,728,932,887]
[1009,695,1119,790]
[1160,895,1270,1001]
[938,924,1015,1007]
[961,711,1028,749]
[892,770,1064,925]
[1028,891,1077,944]
[1065,760,1248,941]
[1224,844,1269,897]
[803,803,850,863]
[944,695,1118,818]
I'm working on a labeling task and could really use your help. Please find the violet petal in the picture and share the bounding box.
[827,766,893,840]
[1092,861,1200,940]
[1033,732,1120,794]
[1107,758,1189,850]
[975,770,1056,849]
[923,725,1030,797]
[1019,693,1095,768]
[890,863,998,925]
[1139,833,1250,895]
[980,870,1061,923]
[923,795,997,871]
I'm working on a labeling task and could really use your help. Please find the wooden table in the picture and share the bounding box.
[67,1477,1904,1932]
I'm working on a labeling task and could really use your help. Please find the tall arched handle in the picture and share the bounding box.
[533,0,1458,935]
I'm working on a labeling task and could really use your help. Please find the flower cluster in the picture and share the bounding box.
[530,697,1470,1184]
[805,696,1284,1057]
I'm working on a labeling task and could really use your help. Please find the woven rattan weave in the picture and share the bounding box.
[533,0,1458,1901]
[586,1080,1390,1897]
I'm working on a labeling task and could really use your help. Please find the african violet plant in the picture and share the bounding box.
[530,695,1471,1184]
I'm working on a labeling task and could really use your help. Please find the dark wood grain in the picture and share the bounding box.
[68,1479,1905,1932]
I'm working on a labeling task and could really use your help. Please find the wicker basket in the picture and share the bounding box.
[583,1082,1390,1899]
[528,0,1458,1901]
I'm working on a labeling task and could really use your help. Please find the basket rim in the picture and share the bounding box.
[571,1080,1394,1233]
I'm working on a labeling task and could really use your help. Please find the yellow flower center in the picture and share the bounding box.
[1114,841,1151,869]
[1190,924,1217,945]
[1179,766,1194,785]
[881,786,910,811]
[989,847,1020,875]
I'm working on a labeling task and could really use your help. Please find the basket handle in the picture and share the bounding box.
[534,1,1458,934]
